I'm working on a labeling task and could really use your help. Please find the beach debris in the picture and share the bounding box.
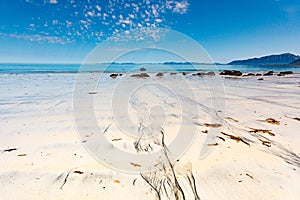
[113,179,120,183]
[130,162,141,167]
[258,139,271,147]
[74,170,84,174]
[259,118,280,125]
[110,73,118,78]
[170,72,177,75]
[292,117,300,121]
[221,132,250,146]
[207,143,219,146]
[156,72,164,77]
[182,72,187,76]
[285,115,300,122]
[112,138,122,141]
[140,129,200,200]
[202,130,208,134]
[133,178,137,186]
[88,91,97,94]
[17,154,27,157]
[131,73,150,78]
[1,148,18,153]
[225,117,239,122]
[220,70,242,76]
[249,128,275,136]
[258,78,264,80]
[263,71,274,76]
[245,173,254,179]
[216,136,226,142]
[140,67,146,71]
[203,123,222,128]
[60,171,71,189]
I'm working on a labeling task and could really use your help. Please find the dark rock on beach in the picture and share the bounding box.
[263,71,274,76]
[140,67,146,71]
[131,73,150,78]
[193,71,215,76]
[182,72,187,76]
[156,72,164,77]
[206,71,216,76]
[277,71,293,76]
[110,73,118,78]
[193,72,206,76]
[220,70,242,76]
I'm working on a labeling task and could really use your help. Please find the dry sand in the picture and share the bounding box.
[0,72,299,199]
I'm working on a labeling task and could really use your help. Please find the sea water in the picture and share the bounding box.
[0,63,299,74]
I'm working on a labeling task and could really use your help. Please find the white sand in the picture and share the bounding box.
[0,72,299,199]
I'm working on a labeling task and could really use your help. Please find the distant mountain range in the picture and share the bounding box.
[228,53,300,65]
[290,58,300,65]
[97,61,221,65]
[97,53,300,66]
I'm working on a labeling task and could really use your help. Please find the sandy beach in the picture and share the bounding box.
[0,72,300,199]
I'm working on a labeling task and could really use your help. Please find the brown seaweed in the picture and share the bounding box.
[221,132,250,146]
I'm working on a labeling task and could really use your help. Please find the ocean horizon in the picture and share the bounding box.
[0,63,299,74]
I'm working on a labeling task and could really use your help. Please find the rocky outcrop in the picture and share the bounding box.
[220,70,242,76]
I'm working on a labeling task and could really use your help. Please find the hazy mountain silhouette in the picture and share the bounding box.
[228,53,300,65]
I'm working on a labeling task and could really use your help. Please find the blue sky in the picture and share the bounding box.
[0,0,299,63]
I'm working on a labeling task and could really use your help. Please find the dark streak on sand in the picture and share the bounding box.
[249,128,275,136]
[225,117,239,122]
[1,148,18,153]
[74,170,84,174]
[245,173,254,179]
[207,143,219,146]
[216,136,226,142]
[203,123,222,128]
[102,124,111,134]
[221,132,250,146]
[258,139,272,147]
[60,171,71,189]
[258,118,280,125]
[285,115,300,122]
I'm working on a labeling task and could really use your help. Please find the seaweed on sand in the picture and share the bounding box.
[140,130,201,200]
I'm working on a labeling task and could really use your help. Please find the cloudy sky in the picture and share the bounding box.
[0,0,299,63]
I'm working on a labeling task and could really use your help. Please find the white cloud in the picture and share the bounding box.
[128,14,135,19]
[49,0,57,4]
[173,0,189,14]
[95,5,101,12]
[0,33,70,44]
[22,0,189,43]
[87,11,94,17]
